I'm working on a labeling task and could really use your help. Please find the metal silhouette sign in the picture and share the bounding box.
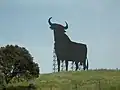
[48,17,88,72]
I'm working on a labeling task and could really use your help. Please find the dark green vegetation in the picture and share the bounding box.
[5,70,120,90]
[0,44,39,89]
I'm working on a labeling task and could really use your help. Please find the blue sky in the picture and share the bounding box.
[0,0,120,73]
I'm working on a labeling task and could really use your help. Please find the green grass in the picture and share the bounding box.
[7,69,120,90]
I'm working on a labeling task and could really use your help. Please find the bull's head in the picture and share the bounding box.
[48,17,68,32]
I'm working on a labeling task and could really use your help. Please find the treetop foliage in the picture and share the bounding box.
[0,44,40,84]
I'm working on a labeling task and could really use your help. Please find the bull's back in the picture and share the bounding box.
[54,42,87,61]
[70,42,87,60]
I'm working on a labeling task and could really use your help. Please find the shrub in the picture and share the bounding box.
[6,84,36,90]
[0,72,6,90]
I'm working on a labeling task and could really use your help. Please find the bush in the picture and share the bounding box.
[0,72,6,90]
[6,84,36,90]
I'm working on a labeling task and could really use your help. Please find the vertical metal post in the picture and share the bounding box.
[61,61,63,71]
[61,61,65,71]
[71,61,74,71]
[71,61,76,71]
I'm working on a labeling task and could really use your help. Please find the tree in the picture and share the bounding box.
[0,45,39,84]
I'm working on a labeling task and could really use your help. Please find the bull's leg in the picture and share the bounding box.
[83,64,86,70]
[57,58,60,72]
[75,62,78,71]
[65,60,68,71]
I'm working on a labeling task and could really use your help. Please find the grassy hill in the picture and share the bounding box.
[7,69,120,90]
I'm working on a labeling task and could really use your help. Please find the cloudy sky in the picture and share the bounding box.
[0,0,120,73]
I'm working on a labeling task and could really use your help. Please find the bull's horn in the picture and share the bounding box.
[64,21,68,29]
[48,17,53,25]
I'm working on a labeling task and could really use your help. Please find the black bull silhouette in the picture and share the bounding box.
[48,17,88,72]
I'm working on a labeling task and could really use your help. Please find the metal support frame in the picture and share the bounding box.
[61,61,65,71]
[53,49,57,72]
[70,61,75,71]
[70,62,82,71]
[53,48,66,72]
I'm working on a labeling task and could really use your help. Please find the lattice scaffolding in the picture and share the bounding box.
[70,61,75,71]
[53,49,57,72]
[70,61,82,71]
[53,48,66,72]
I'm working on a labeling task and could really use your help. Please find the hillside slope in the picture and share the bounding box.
[8,70,120,90]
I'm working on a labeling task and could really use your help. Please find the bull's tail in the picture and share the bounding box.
[83,57,89,70]
[86,58,89,70]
